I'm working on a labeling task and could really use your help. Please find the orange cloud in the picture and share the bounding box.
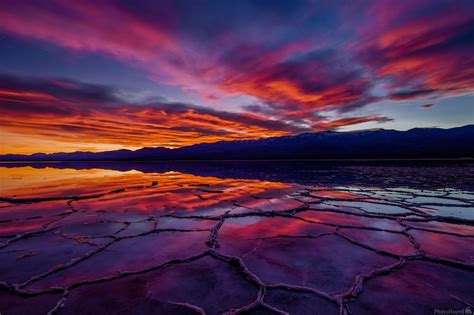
[314,116,392,130]
[0,74,391,154]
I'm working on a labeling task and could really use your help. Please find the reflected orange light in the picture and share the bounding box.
[0,167,292,215]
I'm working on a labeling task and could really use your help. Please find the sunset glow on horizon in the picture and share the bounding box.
[1,0,473,154]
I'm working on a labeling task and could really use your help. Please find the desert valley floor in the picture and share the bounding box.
[0,161,473,314]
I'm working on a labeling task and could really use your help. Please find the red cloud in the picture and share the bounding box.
[0,75,390,154]
[359,4,474,100]
[314,116,392,130]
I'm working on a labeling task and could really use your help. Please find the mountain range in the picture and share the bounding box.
[1,125,473,161]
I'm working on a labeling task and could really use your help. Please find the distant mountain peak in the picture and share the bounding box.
[1,125,472,161]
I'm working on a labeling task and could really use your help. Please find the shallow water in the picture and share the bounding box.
[0,161,473,314]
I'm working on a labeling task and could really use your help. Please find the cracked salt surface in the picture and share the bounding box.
[0,162,473,314]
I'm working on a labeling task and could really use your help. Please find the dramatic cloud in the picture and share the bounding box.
[358,1,474,100]
[0,0,472,153]
[221,51,375,116]
[0,74,388,154]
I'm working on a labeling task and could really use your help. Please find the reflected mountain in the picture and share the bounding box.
[1,160,473,190]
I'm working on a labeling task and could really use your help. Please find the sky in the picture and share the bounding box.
[0,0,473,154]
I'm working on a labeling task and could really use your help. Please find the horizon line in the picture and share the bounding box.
[1,124,472,157]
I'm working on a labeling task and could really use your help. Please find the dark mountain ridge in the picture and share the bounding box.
[1,125,473,161]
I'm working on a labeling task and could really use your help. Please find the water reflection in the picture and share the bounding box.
[0,162,473,314]
[2,160,473,189]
